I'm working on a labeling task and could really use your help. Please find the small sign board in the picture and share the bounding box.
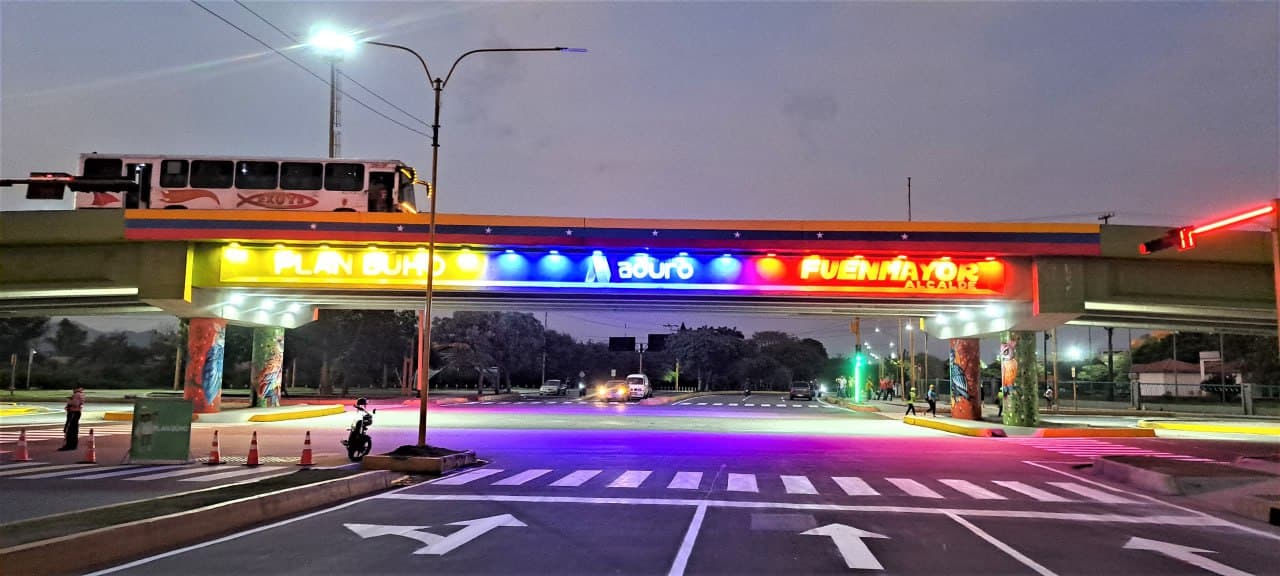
[126,398,194,464]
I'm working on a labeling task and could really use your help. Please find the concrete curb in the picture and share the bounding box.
[362,450,477,474]
[1137,420,1280,436]
[0,407,40,416]
[1033,427,1155,438]
[902,416,1006,437]
[1094,456,1277,497]
[247,404,346,422]
[0,470,394,576]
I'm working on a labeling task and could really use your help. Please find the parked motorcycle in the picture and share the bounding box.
[341,397,376,461]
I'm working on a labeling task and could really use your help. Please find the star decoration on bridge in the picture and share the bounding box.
[816,232,824,239]
[565,229,574,236]
[485,227,493,234]
[652,230,660,237]
[396,225,404,232]
[309,223,317,230]
[733,232,741,238]
[900,233,909,240]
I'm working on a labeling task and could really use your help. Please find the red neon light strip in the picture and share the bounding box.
[1191,204,1274,235]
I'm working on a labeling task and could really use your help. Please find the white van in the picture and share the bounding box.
[625,374,652,400]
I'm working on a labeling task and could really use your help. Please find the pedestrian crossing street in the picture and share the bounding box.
[425,467,1142,505]
[0,461,294,482]
[1005,438,1222,463]
[0,422,218,444]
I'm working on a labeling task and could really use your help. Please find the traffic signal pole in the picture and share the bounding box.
[1272,199,1280,360]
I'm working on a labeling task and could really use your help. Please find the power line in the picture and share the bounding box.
[232,1,431,129]
[189,0,429,138]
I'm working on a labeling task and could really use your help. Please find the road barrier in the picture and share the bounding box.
[298,431,314,466]
[13,429,32,462]
[79,429,96,463]
[245,431,260,467]
[205,430,223,465]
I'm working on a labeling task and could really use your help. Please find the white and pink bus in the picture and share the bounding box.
[74,153,420,212]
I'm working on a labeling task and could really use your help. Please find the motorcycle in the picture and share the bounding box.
[341,403,376,461]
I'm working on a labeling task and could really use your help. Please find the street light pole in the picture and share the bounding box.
[360,41,583,447]
[25,349,36,390]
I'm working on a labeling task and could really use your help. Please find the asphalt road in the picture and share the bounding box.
[74,392,1280,575]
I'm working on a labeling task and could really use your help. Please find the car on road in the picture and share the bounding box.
[539,379,567,396]
[625,374,652,400]
[789,381,815,401]
[602,380,631,402]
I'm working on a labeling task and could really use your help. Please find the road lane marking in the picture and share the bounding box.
[19,465,140,479]
[0,461,49,470]
[947,513,1059,576]
[729,403,740,406]
[181,466,288,482]
[833,477,879,496]
[433,468,506,486]
[374,494,1225,526]
[992,480,1071,502]
[71,465,187,480]
[939,479,1006,500]
[792,405,804,408]
[760,403,772,407]
[668,504,707,576]
[696,403,708,406]
[0,463,94,477]
[493,469,552,486]
[781,475,818,495]
[608,470,653,488]
[668,472,702,490]
[886,478,943,498]
[1048,481,1136,504]
[727,473,758,492]
[712,403,723,406]
[550,469,601,487]
[744,403,755,406]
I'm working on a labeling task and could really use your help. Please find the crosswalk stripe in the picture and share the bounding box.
[1048,481,1135,504]
[729,403,740,406]
[127,466,232,481]
[886,478,943,498]
[832,476,879,496]
[21,465,139,480]
[712,403,723,406]
[792,405,804,408]
[760,404,772,407]
[668,472,702,489]
[434,468,506,486]
[993,481,1071,502]
[939,479,1006,500]
[493,469,552,486]
[71,465,188,480]
[0,463,94,477]
[0,461,49,470]
[744,404,755,407]
[727,473,758,493]
[182,466,287,482]
[550,469,601,487]
[781,475,817,495]
[608,470,652,488]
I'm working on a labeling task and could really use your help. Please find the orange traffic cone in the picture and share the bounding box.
[80,429,96,464]
[298,431,313,466]
[245,431,260,467]
[13,429,32,462]
[206,430,223,465]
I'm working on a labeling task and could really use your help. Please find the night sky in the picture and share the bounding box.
[2,1,1276,356]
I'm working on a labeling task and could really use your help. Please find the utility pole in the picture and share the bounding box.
[328,59,343,157]
[1105,326,1115,400]
[907,177,913,222]
[8,353,15,396]
[540,311,548,385]
[1098,212,1115,225]
[637,343,647,373]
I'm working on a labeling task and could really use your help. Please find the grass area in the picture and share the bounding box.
[0,469,351,548]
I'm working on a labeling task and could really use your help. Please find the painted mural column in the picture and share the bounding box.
[1000,330,1039,427]
[183,318,227,414]
[251,327,285,408]
[948,338,982,420]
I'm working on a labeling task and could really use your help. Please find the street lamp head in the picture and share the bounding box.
[308,27,358,58]
[558,47,589,53]
[1067,346,1085,362]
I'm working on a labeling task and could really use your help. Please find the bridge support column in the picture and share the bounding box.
[251,326,285,408]
[1000,330,1039,427]
[183,318,226,414]
[949,338,982,420]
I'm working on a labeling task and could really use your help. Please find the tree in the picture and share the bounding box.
[0,317,50,359]
[751,331,828,382]
[666,326,752,391]
[432,312,545,389]
[47,319,89,359]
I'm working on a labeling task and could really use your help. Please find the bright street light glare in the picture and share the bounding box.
[308,28,357,56]
[1068,346,1085,362]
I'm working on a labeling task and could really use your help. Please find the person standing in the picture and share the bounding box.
[59,387,85,451]
[926,385,938,417]
[1044,385,1056,411]
[997,387,1005,418]
[904,387,917,416]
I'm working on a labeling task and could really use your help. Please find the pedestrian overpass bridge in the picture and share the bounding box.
[1,209,1273,335]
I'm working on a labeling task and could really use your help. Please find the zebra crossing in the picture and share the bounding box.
[424,466,1141,505]
[0,422,218,444]
[672,401,831,409]
[1005,438,1221,463]
[0,460,293,482]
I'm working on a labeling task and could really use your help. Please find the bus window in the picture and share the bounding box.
[190,160,234,188]
[368,172,395,212]
[125,163,153,208]
[281,162,323,190]
[235,161,279,189]
[83,158,123,179]
[324,163,364,191]
[159,160,189,187]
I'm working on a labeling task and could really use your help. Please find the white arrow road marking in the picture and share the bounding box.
[801,523,889,570]
[343,523,444,547]
[1124,537,1254,576]
[418,514,527,556]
